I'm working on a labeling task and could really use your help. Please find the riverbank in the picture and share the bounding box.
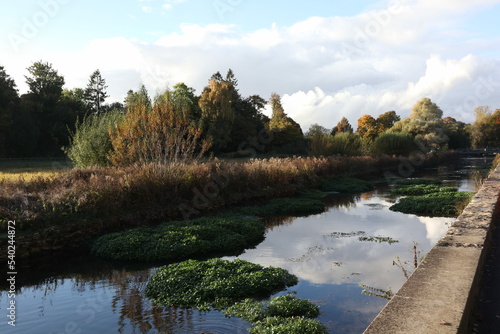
[0,152,459,260]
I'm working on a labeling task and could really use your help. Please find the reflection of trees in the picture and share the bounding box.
[323,193,359,211]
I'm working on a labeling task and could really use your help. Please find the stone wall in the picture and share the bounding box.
[364,165,500,333]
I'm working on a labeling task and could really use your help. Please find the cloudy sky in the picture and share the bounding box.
[1,0,500,131]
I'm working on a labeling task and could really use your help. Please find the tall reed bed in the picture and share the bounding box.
[0,152,458,232]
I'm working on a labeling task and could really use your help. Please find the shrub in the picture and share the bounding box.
[390,191,473,217]
[65,111,123,167]
[372,132,418,156]
[328,132,362,156]
[91,215,265,262]
[145,258,298,310]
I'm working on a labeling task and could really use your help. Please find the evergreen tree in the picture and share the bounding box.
[267,93,304,149]
[332,117,353,135]
[85,69,109,114]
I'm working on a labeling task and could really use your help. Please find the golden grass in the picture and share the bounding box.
[0,171,62,182]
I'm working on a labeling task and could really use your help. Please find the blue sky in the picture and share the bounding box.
[1,0,500,130]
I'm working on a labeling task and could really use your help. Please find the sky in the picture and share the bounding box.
[1,0,500,131]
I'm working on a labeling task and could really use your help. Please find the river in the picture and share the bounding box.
[0,156,492,334]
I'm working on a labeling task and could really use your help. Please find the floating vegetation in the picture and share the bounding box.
[389,191,473,217]
[364,203,386,210]
[145,258,298,311]
[324,231,366,239]
[91,215,265,262]
[321,177,375,193]
[224,294,327,334]
[359,236,399,244]
[394,178,442,186]
[359,283,394,300]
[232,198,325,218]
[393,184,457,196]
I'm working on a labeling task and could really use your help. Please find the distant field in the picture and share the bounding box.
[0,158,73,181]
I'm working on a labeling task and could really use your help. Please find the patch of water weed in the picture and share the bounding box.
[359,236,399,244]
[389,191,473,217]
[323,231,366,238]
[394,178,442,186]
[232,198,325,217]
[91,215,265,262]
[224,295,327,334]
[145,258,298,310]
[297,189,329,199]
[393,184,457,196]
[321,177,374,193]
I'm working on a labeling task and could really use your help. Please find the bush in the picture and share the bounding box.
[65,111,123,167]
[372,132,418,156]
[329,132,362,156]
[390,191,473,217]
[91,215,265,262]
[145,258,298,310]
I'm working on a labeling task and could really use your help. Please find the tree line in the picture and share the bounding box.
[0,61,499,163]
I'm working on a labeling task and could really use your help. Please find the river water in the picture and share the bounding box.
[0,157,492,334]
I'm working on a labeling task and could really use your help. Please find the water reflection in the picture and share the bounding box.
[0,160,490,334]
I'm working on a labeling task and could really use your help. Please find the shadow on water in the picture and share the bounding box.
[0,157,494,334]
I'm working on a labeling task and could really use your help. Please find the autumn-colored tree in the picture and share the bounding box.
[331,117,353,135]
[267,93,304,147]
[357,115,378,142]
[376,111,400,134]
[199,79,236,152]
[109,85,210,166]
[470,106,500,148]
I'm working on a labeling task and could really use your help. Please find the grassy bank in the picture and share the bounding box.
[0,152,458,232]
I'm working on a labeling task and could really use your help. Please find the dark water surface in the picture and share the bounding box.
[0,157,492,334]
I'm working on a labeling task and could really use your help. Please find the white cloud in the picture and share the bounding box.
[141,6,153,13]
[5,0,500,129]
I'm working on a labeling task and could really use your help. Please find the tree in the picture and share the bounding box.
[390,98,448,151]
[357,115,378,142]
[376,111,400,134]
[25,61,65,105]
[199,78,236,152]
[109,86,210,166]
[306,123,330,138]
[332,117,353,135]
[267,93,304,149]
[84,69,108,114]
[23,61,67,156]
[443,117,471,149]
[0,66,19,157]
[470,106,500,148]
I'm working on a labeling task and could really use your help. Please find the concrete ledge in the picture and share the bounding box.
[363,166,500,334]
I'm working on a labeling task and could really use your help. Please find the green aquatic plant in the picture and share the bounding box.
[145,258,298,310]
[249,316,328,334]
[393,178,442,186]
[389,191,473,217]
[232,198,325,217]
[321,177,374,193]
[359,236,399,244]
[91,215,265,262]
[224,294,326,334]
